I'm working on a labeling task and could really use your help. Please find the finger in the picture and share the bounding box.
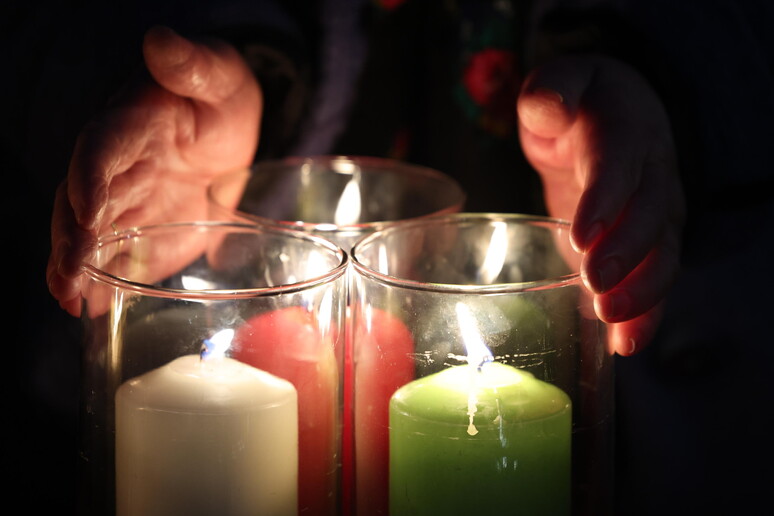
[570,64,674,253]
[570,121,660,255]
[46,260,82,317]
[143,26,261,170]
[517,57,593,172]
[580,150,677,293]
[66,98,167,231]
[517,55,595,136]
[519,56,672,254]
[143,26,258,105]
[48,180,96,317]
[607,301,665,356]
[569,81,660,254]
[517,57,645,235]
[592,224,681,323]
[100,153,173,230]
[517,87,575,139]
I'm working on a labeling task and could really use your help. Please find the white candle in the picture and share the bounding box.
[115,354,298,516]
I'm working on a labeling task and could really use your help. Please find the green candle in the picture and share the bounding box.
[389,362,571,516]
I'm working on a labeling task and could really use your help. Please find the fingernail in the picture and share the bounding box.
[596,257,622,293]
[572,221,603,252]
[598,289,631,321]
[625,337,637,355]
[533,87,564,104]
[47,270,56,294]
[148,26,193,68]
[56,241,73,276]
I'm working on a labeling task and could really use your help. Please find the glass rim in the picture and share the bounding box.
[351,213,581,294]
[207,155,467,232]
[81,220,349,300]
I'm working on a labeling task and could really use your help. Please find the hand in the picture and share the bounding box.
[517,54,685,356]
[47,26,262,316]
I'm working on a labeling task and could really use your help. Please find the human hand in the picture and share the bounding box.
[517,55,685,356]
[47,26,262,316]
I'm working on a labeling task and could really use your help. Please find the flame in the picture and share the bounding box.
[181,275,218,291]
[455,302,494,436]
[200,328,235,361]
[334,177,362,226]
[478,222,507,284]
[455,303,494,369]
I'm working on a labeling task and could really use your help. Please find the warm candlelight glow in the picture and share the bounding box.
[335,176,363,226]
[478,222,507,283]
[200,328,234,360]
[455,302,494,368]
[180,275,217,291]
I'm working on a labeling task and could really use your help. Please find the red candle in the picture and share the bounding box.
[342,321,354,516]
[353,308,415,516]
[233,307,339,515]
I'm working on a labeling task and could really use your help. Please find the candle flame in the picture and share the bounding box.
[478,222,508,284]
[200,329,235,361]
[334,177,362,226]
[456,302,494,437]
[455,303,494,369]
[181,275,218,291]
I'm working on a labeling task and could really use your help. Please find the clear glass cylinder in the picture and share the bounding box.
[350,214,614,516]
[207,155,467,251]
[207,155,467,515]
[78,221,348,516]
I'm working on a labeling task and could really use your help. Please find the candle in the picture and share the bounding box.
[115,353,298,516]
[353,307,415,516]
[389,361,571,516]
[232,307,339,515]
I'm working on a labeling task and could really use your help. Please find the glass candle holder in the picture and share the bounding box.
[208,155,467,514]
[78,221,348,516]
[206,155,467,251]
[350,214,614,516]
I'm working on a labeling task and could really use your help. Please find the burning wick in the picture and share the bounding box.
[455,303,494,436]
[200,328,235,361]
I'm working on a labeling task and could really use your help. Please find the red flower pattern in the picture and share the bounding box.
[463,48,519,111]
[375,0,407,11]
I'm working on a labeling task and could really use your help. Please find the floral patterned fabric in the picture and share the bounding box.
[332,0,545,214]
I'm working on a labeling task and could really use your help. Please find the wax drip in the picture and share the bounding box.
[467,389,479,436]
[456,302,494,437]
[466,363,486,436]
[495,397,507,447]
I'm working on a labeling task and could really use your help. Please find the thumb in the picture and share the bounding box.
[517,57,595,139]
[143,26,252,104]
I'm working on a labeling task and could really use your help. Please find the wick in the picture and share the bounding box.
[199,329,235,362]
[475,354,493,372]
[200,338,214,361]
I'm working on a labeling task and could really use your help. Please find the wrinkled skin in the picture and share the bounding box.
[48,28,684,356]
[46,26,262,315]
[518,55,684,355]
